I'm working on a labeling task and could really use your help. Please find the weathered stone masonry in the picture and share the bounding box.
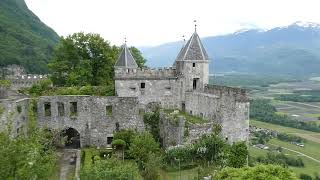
[37,96,144,147]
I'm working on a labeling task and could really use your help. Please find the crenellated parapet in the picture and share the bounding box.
[115,67,177,80]
[7,74,49,89]
[204,84,249,102]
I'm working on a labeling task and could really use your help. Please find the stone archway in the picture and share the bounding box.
[61,128,81,149]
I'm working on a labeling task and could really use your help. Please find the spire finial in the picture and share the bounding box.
[124,37,127,44]
[194,20,197,32]
[183,35,185,43]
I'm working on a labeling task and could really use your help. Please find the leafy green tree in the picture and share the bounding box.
[0,130,57,180]
[49,32,147,87]
[215,164,298,180]
[130,47,147,68]
[129,132,160,163]
[49,32,119,86]
[227,142,248,168]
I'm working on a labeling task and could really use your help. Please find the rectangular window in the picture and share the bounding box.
[70,102,78,117]
[193,79,197,90]
[193,63,196,67]
[106,105,112,116]
[107,137,113,144]
[44,102,51,117]
[57,102,65,116]
[140,82,145,89]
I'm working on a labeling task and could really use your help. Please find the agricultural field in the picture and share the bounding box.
[250,120,320,177]
[251,77,320,122]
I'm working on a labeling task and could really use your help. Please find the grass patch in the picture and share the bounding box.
[163,109,208,124]
[159,168,199,180]
[275,112,288,116]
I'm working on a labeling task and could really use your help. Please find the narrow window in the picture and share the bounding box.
[17,105,22,113]
[115,122,120,132]
[106,105,113,116]
[44,102,51,117]
[193,79,197,90]
[70,102,78,117]
[140,82,145,89]
[107,137,113,144]
[57,102,65,116]
[193,63,196,67]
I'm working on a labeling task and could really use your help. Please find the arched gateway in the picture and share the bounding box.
[61,128,81,149]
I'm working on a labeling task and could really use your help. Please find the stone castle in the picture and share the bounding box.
[0,29,249,148]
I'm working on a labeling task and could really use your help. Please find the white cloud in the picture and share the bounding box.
[25,0,320,46]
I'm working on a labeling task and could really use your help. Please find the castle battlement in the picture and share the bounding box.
[115,67,177,80]
[204,84,249,102]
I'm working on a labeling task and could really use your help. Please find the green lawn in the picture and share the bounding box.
[159,168,199,180]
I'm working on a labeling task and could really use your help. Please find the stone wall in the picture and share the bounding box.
[37,96,144,147]
[115,78,183,109]
[7,74,48,90]
[187,123,214,144]
[115,67,176,80]
[159,111,185,148]
[185,85,250,143]
[0,98,29,138]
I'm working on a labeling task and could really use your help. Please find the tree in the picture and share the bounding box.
[49,32,119,86]
[0,130,57,180]
[49,32,147,87]
[129,132,160,163]
[130,47,147,68]
[215,164,298,180]
[227,142,248,168]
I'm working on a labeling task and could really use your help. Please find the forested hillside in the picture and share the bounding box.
[0,0,60,73]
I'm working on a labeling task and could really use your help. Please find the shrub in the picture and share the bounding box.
[216,164,297,180]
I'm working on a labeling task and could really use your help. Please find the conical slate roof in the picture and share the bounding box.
[176,31,209,61]
[115,44,138,68]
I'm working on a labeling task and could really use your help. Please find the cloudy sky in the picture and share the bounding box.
[25,0,320,46]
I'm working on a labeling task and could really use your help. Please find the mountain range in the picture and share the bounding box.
[0,0,60,73]
[141,22,320,77]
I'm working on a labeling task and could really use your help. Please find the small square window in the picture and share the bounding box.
[141,82,145,89]
[107,137,113,144]
[193,63,196,67]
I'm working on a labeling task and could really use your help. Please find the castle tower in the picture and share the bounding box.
[175,27,210,91]
[114,43,138,69]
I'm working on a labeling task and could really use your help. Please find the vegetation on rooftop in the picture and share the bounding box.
[163,109,208,124]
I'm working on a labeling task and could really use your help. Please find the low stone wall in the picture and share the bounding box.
[186,123,214,144]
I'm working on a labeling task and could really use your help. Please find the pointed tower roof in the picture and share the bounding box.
[176,31,209,61]
[114,44,138,68]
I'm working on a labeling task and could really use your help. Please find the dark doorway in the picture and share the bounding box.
[181,103,186,112]
[61,128,80,149]
[193,78,198,90]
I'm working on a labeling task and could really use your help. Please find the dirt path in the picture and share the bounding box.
[60,149,77,180]
[269,143,320,163]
